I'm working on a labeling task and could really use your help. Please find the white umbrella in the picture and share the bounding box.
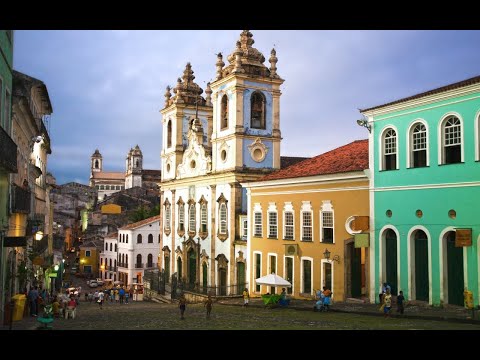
[255,273,292,288]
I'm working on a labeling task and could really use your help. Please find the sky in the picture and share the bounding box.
[13,30,480,185]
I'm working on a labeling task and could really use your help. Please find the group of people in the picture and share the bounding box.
[84,286,133,307]
[379,282,406,317]
[314,286,332,312]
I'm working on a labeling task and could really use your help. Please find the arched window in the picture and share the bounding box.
[165,204,171,231]
[136,254,142,268]
[109,243,112,251]
[219,203,227,234]
[148,234,153,243]
[126,234,128,243]
[95,160,99,169]
[105,243,108,251]
[137,234,142,243]
[221,94,229,129]
[167,120,172,148]
[109,259,112,268]
[189,204,196,233]
[250,91,266,129]
[121,254,124,264]
[410,122,427,168]
[179,204,185,231]
[147,254,153,268]
[115,244,117,252]
[125,254,128,266]
[158,234,161,243]
[200,204,208,233]
[135,160,139,168]
[383,128,397,171]
[441,115,462,164]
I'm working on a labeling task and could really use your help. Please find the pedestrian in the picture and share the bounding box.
[242,288,249,307]
[125,291,129,304]
[84,292,88,302]
[397,290,405,315]
[204,295,213,319]
[98,291,104,309]
[383,288,392,318]
[119,287,125,304]
[179,294,187,320]
[28,286,39,317]
[322,286,332,311]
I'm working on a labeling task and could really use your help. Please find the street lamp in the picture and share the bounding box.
[34,231,43,241]
[323,248,340,264]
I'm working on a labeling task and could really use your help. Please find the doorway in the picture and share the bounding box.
[385,229,398,295]
[237,262,245,295]
[188,249,196,288]
[348,242,362,298]
[446,231,464,306]
[414,230,429,301]
[218,268,227,296]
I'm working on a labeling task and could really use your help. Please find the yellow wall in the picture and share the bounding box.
[249,178,369,302]
[101,204,121,214]
[80,247,99,277]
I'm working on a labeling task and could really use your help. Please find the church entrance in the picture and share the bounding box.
[236,262,245,295]
[218,268,227,296]
[188,248,197,289]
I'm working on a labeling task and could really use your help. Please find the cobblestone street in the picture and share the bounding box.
[8,300,480,330]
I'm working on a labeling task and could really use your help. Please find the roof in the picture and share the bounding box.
[92,171,124,180]
[280,156,310,169]
[258,140,369,182]
[13,70,53,113]
[105,232,118,238]
[360,74,480,112]
[119,215,161,231]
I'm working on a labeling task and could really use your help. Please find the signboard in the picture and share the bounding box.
[284,244,298,256]
[352,216,369,231]
[101,204,121,214]
[455,228,472,247]
[48,273,58,278]
[354,233,369,248]
[3,236,27,247]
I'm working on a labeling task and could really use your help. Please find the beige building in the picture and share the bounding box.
[243,140,370,302]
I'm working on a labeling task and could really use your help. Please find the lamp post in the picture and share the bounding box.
[323,248,340,264]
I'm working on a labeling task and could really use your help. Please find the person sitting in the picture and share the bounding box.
[314,289,325,312]
[51,297,61,318]
[322,286,332,311]
[65,295,77,319]
[279,288,290,306]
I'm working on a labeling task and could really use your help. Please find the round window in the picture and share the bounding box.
[416,209,423,218]
[253,148,263,161]
[386,210,392,218]
[221,150,227,161]
[190,160,196,169]
[448,209,456,219]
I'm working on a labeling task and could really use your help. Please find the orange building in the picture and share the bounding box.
[243,140,370,302]
[79,240,102,277]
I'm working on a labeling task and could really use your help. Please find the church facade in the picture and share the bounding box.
[159,30,284,295]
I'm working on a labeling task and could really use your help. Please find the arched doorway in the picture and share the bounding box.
[188,248,196,288]
[446,231,464,306]
[385,229,398,296]
[202,262,208,294]
[164,255,170,283]
[414,230,429,301]
[236,262,245,295]
[177,257,182,281]
[218,268,227,296]
[347,242,362,298]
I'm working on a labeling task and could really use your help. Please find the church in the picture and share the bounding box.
[159,30,305,294]
[89,146,161,200]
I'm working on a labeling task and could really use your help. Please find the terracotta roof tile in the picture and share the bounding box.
[360,74,480,112]
[258,140,369,181]
[280,156,310,169]
[119,215,161,230]
[92,172,124,180]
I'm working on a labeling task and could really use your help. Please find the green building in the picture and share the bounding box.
[360,75,480,307]
[0,30,16,321]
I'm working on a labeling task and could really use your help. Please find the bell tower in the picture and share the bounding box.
[125,145,143,189]
[209,30,284,173]
[160,63,213,182]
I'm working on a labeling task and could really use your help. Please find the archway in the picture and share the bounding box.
[187,248,197,288]
[236,262,245,295]
[385,229,398,295]
[177,257,182,281]
[202,262,208,294]
[414,230,429,301]
[445,231,464,306]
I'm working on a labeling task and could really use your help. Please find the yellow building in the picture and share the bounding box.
[79,240,102,277]
[243,140,370,302]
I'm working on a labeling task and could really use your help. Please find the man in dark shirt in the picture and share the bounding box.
[397,290,405,315]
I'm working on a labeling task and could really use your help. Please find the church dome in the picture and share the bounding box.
[172,63,206,106]
[92,149,102,158]
[132,145,143,156]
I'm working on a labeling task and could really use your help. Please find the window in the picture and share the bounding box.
[158,234,161,244]
[105,243,108,251]
[255,253,261,292]
[284,212,294,240]
[4,89,11,134]
[167,120,172,148]
[165,203,171,231]
[189,204,196,233]
[200,204,208,233]
[302,212,312,241]
[442,115,462,164]
[95,160,99,169]
[219,203,227,234]
[302,259,312,294]
[85,250,91,257]
[109,259,112,268]
[321,211,334,243]
[254,212,262,237]
[178,203,185,231]
[268,211,278,238]
[136,254,142,268]
[411,122,427,168]
[115,244,117,252]
[147,254,153,268]
[125,254,128,266]
[137,234,142,243]
[383,128,397,170]
[148,234,153,243]
[242,217,248,240]
[221,94,228,129]
[285,257,293,295]
[109,243,112,251]
[250,91,266,129]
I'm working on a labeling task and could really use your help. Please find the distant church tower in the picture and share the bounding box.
[125,145,143,189]
[89,149,103,186]
[210,30,284,172]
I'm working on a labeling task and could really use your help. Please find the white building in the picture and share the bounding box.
[100,232,118,281]
[160,30,285,295]
[117,215,160,286]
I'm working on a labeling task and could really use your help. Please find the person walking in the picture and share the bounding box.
[119,287,125,304]
[179,294,187,320]
[98,291,105,309]
[28,286,39,317]
[204,295,213,319]
[242,288,249,307]
[383,288,392,318]
[397,290,405,315]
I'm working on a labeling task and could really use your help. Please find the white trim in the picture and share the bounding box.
[267,253,278,275]
[345,215,362,236]
[283,255,295,295]
[253,251,262,294]
[267,210,278,238]
[368,121,376,303]
[406,119,429,168]
[477,235,480,307]
[475,110,480,161]
[300,201,313,242]
[283,210,295,240]
[320,200,334,244]
[320,259,334,300]
[253,211,263,237]
[379,225,401,297]
[437,111,464,165]
[253,186,369,196]
[300,256,314,295]
[374,181,480,192]
[406,226,432,305]
[378,125,399,171]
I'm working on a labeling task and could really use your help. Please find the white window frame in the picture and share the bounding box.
[200,204,208,233]
[165,204,171,231]
[406,119,429,168]
[300,256,313,295]
[320,200,334,244]
[189,203,196,233]
[268,253,277,275]
[300,201,313,242]
[475,111,480,162]
[253,251,262,293]
[240,215,248,240]
[378,125,399,171]
[267,202,277,238]
[179,204,185,231]
[219,203,227,234]
[283,202,294,240]
[320,258,334,300]
[437,112,464,165]
[284,255,295,295]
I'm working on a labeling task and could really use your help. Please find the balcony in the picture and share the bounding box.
[135,263,144,269]
[0,126,17,173]
[118,262,128,268]
[11,183,31,214]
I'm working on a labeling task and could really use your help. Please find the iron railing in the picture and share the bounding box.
[117,262,128,268]
[11,183,31,213]
[0,125,17,173]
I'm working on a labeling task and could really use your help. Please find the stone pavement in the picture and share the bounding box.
[216,296,480,324]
